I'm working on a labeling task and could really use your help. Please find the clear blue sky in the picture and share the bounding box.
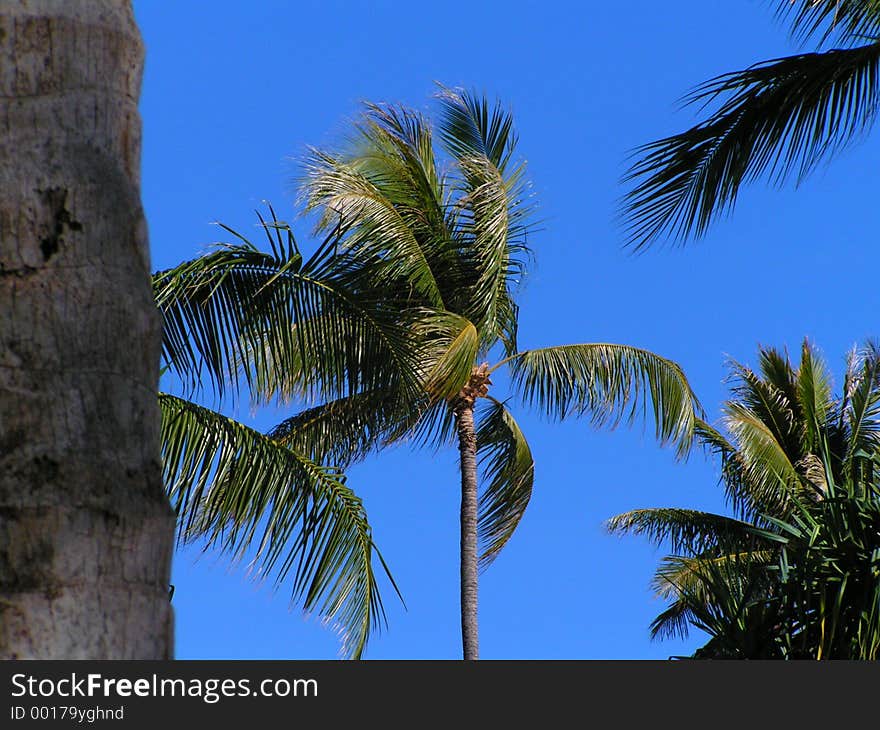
[133,1,880,659]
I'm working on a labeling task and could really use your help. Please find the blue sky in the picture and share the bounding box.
[134,1,880,659]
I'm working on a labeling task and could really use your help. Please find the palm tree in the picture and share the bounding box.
[0,0,175,659]
[157,88,702,660]
[621,1,880,249]
[608,340,880,658]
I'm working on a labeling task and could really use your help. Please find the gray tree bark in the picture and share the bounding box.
[0,0,175,658]
[455,403,479,660]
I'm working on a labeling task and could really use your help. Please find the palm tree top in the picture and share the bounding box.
[300,86,535,358]
[608,338,880,657]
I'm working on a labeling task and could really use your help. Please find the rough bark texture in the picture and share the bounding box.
[0,0,175,658]
[455,403,479,661]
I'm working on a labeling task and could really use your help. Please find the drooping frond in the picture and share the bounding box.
[267,389,401,468]
[475,398,535,569]
[606,508,769,554]
[415,311,481,402]
[159,393,396,659]
[648,549,775,642]
[621,41,880,248]
[507,343,699,457]
[651,551,782,657]
[154,208,303,396]
[647,599,695,641]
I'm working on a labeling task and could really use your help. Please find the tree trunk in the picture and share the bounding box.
[0,0,175,658]
[455,403,479,660]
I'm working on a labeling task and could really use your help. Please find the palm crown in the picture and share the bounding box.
[609,340,880,658]
[154,88,701,659]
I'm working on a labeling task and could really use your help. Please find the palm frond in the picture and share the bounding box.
[795,339,834,452]
[722,402,805,514]
[154,210,425,406]
[648,599,695,641]
[606,508,769,554]
[771,0,880,47]
[301,138,446,309]
[621,41,880,248]
[844,341,880,478]
[507,343,699,457]
[415,311,481,402]
[159,393,396,659]
[435,85,518,172]
[475,398,535,569]
[154,207,303,396]
[436,86,535,351]
[267,389,402,468]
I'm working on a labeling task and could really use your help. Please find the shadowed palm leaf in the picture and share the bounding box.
[622,2,880,249]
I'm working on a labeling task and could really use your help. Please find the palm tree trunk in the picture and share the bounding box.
[0,0,175,658]
[455,402,479,660]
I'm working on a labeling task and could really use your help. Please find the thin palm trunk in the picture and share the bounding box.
[455,402,480,660]
[0,0,174,658]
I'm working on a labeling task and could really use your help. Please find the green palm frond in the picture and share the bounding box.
[475,398,535,569]
[651,550,776,601]
[154,210,424,405]
[606,508,769,554]
[621,41,880,248]
[159,393,396,659]
[648,600,695,641]
[651,550,780,655]
[729,354,800,457]
[435,85,518,172]
[154,207,303,396]
[795,340,834,451]
[415,311,481,402]
[301,144,446,309]
[843,341,880,478]
[722,402,806,513]
[507,343,699,457]
[437,87,535,351]
[267,389,401,468]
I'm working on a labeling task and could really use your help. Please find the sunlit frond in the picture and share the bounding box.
[436,87,535,350]
[723,402,805,513]
[795,340,834,451]
[435,85,518,172]
[507,343,699,457]
[843,341,880,479]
